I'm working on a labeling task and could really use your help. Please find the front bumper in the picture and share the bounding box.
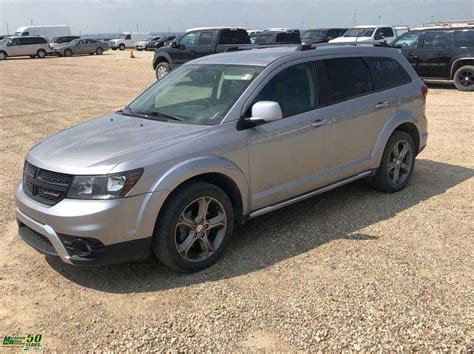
[14,182,170,265]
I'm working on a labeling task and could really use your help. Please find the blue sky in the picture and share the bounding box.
[1,0,473,35]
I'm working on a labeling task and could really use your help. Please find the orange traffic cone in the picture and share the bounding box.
[129,50,135,58]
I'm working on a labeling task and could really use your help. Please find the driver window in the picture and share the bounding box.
[125,34,131,40]
[252,62,318,118]
[422,31,449,49]
[394,33,419,48]
[180,32,198,47]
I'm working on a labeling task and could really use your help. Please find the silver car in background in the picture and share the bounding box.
[14,45,428,272]
[0,36,50,60]
[53,38,109,57]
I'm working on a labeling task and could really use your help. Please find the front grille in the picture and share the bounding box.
[23,161,73,206]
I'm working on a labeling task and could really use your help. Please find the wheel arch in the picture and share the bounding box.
[371,111,422,168]
[153,53,172,69]
[450,57,474,79]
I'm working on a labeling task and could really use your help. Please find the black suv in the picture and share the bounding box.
[153,28,251,79]
[254,31,301,45]
[393,28,474,91]
[301,28,348,44]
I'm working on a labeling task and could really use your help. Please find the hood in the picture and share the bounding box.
[27,113,212,175]
[329,36,372,43]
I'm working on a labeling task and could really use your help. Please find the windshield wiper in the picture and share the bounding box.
[145,111,184,122]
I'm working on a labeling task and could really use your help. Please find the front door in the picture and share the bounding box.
[392,32,422,72]
[417,31,452,78]
[174,31,200,65]
[245,61,332,210]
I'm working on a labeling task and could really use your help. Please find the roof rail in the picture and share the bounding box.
[296,44,315,51]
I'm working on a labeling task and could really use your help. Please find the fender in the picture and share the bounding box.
[370,109,421,168]
[153,52,173,69]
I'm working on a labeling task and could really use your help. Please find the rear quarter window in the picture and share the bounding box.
[219,30,250,44]
[365,57,412,90]
[453,30,474,47]
[322,57,374,103]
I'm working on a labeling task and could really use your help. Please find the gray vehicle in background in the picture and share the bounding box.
[0,36,49,59]
[49,35,80,50]
[15,45,428,272]
[52,38,109,57]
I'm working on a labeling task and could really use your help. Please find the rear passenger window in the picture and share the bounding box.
[453,30,474,47]
[322,57,373,103]
[422,31,449,49]
[198,32,213,46]
[19,38,32,45]
[219,30,249,44]
[254,62,319,118]
[365,57,412,90]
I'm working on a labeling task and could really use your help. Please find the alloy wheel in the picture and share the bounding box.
[459,70,473,88]
[0,52,6,60]
[175,197,227,262]
[157,66,168,79]
[387,140,412,186]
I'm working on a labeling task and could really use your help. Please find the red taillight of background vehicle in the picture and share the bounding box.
[421,84,428,98]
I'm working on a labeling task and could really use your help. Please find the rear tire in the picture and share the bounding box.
[371,131,416,193]
[453,65,474,91]
[96,47,104,55]
[36,49,47,59]
[155,62,171,80]
[64,49,73,57]
[152,182,234,273]
[0,51,6,60]
[119,44,125,51]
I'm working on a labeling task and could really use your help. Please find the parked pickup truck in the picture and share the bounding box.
[109,32,150,51]
[329,25,409,45]
[153,27,251,79]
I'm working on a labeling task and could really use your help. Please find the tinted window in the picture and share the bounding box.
[376,27,394,38]
[394,32,420,49]
[323,57,373,102]
[254,62,318,118]
[19,37,32,45]
[453,30,474,47]
[365,57,412,90]
[10,38,21,46]
[422,31,449,48]
[275,33,301,44]
[198,32,213,45]
[125,34,131,40]
[219,29,250,44]
[88,39,98,43]
[180,32,197,47]
[255,34,272,44]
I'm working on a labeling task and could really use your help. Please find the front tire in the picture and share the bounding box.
[64,49,73,57]
[95,47,104,55]
[152,182,234,273]
[371,131,416,193]
[155,62,171,80]
[453,65,474,91]
[36,49,47,59]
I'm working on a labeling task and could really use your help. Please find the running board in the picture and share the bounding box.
[249,171,372,218]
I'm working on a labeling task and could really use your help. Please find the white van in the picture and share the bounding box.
[329,25,405,45]
[13,25,71,41]
[108,33,150,50]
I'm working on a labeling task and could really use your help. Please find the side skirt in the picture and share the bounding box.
[249,170,372,219]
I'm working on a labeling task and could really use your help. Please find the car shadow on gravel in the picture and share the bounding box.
[47,158,473,293]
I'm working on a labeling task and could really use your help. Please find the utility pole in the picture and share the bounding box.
[30,19,33,26]
[136,23,139,33]
[301,21,304,30]
[6,23,9,35]
[168,26,170,35]
[378,15,381,25]
[353,12,357,26]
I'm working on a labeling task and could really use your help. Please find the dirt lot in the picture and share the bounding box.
[0,51,472,351]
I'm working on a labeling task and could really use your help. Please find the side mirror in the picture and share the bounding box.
[171,41,178,48]
[248,101,283,123]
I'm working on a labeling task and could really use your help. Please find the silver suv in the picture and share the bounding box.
[14,45,428,272]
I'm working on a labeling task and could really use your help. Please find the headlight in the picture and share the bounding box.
[67,169,143,200]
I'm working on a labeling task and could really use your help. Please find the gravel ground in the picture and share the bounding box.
[0,51,473,352]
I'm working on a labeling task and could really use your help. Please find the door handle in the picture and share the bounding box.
[375,101,389,109]
[437,51,446,56]
[311,118,329,128]
[408,52,418,58]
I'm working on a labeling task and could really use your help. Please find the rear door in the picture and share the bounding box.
[18,37,33,56]
[417,30,452,78]
[320,57,382,180]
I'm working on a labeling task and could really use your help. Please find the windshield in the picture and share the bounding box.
[343,28,375,37]
[126,64,262,125]
[302,30,327,39]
